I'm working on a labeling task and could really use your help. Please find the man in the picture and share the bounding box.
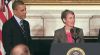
[98,30,100,42]
[2,1,32,55]
[10,44,30,55]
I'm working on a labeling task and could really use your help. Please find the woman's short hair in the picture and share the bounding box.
[61,10,75,23]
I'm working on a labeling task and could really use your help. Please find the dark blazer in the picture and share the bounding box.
[53,27,84,43]
[98,29,100,42]
[2,16,32,55]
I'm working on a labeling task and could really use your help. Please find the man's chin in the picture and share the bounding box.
[22,17,26,19]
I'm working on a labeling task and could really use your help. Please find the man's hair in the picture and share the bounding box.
[10,44,30,55]
[12,0,25,10]
[61,9,75,23]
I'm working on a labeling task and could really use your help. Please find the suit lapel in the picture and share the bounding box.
[23,21,27,32]
[61,27,67,43]
[12,17,24,34]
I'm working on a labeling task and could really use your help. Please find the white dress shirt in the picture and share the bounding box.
[14,15,22,26]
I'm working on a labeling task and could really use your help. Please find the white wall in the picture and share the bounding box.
[25,5,100,37]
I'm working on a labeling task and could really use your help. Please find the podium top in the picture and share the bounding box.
[50,43,100,55]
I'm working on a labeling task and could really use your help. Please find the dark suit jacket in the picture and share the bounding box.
[2,16,32,55]
[98,29,100,42]
[53,27,84,43]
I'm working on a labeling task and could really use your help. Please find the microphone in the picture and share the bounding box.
[70,28,80,43]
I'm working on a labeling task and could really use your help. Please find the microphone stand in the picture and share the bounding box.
[70,28,77,43]
[74,33,77,43]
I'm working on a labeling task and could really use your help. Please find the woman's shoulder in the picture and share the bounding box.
[55,27,65,33]
[74,27,83,30]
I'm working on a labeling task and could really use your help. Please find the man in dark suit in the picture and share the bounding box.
[2,1,32,55]
[98,30,100,42]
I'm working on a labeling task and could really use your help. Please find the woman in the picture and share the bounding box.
[53,10,84,43]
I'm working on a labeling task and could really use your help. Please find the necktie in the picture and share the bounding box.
[20,20,27,37]
[20,20,24,31]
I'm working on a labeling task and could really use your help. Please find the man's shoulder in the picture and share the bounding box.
[23,20,29,24]
[3,17,15,26]
[24,20,28,22]
[5,18,13,24]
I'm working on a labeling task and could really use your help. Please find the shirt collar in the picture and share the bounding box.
[14,15,22,25]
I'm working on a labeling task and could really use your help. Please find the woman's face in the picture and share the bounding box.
[65,13,75,27]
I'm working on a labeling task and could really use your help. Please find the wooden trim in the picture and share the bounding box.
[22,0,100,5]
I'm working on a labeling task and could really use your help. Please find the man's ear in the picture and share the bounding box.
[13,10,16,15]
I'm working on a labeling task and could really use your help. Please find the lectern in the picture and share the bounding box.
[50,43,100,55]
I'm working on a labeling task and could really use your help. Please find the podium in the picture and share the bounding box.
[50,43,100,55]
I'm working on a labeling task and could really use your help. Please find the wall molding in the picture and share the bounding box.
[22,0,100,5]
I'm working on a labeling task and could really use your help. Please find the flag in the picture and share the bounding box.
[5,0,13,19]
[0,0,13,55]
[0,40,5,55]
